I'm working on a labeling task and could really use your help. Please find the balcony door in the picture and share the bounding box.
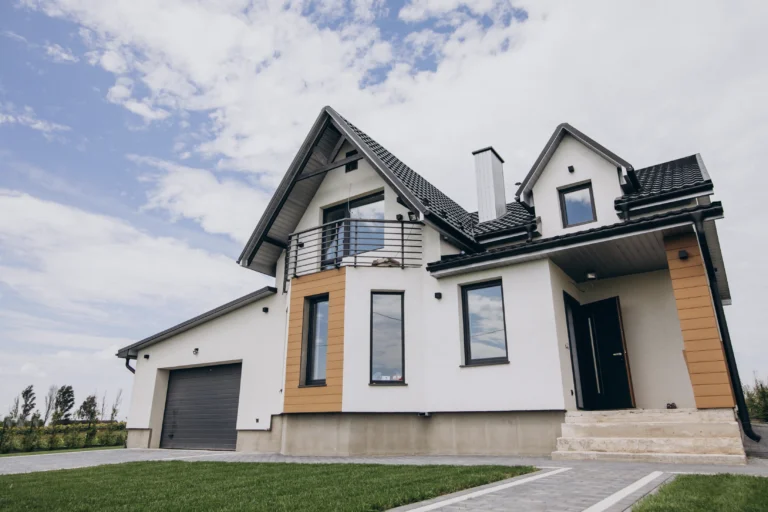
[321,192,384,268]
[564,293,635,411]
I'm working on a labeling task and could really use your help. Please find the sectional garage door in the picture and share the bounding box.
[159,363,242,450]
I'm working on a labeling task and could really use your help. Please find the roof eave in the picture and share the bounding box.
[116,286,277,359]
[614,181,714,210]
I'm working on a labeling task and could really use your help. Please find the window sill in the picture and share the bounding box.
[299,382,327,388]
[369,381,407,386]
[460,359,510,368]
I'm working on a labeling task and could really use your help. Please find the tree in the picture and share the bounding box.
[78,395,99,436]
[29,411,43,427]
[19,385,36,426]
[100,392,107,422]
[8,396,20,426]
[52,385,75,424]
[43,385,57,426]
[110,389,123,422]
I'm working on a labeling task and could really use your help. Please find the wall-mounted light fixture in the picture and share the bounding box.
[434,292,442,300]
[678,249,689,260]
[568,165,575,173]
[192,348,199,355]
[262,307,269,313]
[407,211,417,221]
[586,271,597,280]
[143,354,150,360]
[396,213,404,221]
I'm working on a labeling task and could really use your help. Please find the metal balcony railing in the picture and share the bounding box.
[285,218,423,280]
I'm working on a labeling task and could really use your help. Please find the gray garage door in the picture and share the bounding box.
[160,363,242,450]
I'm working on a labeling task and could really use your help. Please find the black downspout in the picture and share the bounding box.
[693,213,760,442]
[125,358,136,374]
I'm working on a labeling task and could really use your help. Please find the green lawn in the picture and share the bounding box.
[0,446,123,458]
[634,474,768,512]
[0,461,534,512]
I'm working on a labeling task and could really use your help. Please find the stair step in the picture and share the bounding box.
[552,450,747,465]
[561,421,741,439]
[556,436,745,455]
[565,408,735,424]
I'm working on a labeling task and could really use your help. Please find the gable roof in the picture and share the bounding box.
[515,122,634,203]
[615,153,712,208]
[471,202,536,238]
[116,286,277,359]
[238,106,482,276]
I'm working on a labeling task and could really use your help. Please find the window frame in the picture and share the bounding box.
[461,279,509,367]
[321,192,385,268]
[369,291,406,386]
[559,181,597,228]
[304,294,329,387]
[345,150,359,172]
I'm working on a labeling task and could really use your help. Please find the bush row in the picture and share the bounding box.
[0,422,127,454]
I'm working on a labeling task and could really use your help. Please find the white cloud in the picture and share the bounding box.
[44,43,79,63]
[0,103,70,135]
[131,155,270,244]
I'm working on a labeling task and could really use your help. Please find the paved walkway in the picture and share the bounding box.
[2,450,768,511]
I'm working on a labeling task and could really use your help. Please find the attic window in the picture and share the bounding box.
[559,182,596,228]
[345,150,358,172]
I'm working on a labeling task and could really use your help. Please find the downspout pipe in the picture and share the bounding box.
[693,213,760,442]
[125,358,136,374]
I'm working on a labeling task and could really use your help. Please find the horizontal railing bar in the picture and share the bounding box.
[289,218,422,237]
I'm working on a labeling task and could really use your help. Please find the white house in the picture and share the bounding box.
[117,107,756,463]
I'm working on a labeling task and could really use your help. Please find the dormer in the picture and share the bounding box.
[515,123,635,238]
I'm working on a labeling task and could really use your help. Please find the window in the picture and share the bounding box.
[370,292,405,384]
[461,280,508,365]
[305,295,329,385]
[322,192,384,267]
[345,150,358,172]
[559,182,596,227]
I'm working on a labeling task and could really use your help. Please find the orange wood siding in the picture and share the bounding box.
[664,233,735,409]
[284,268,345,413]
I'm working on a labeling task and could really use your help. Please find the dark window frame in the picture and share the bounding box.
[304,294,329,387]
[369,291,406,386]
[461,279,509,366]
[321,191,385,268]
[559,181,597,228]
[345,150,359,172]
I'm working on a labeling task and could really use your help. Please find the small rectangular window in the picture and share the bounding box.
[305,295,329,385]
[559,182,596,227]
[370,292,405,384]
[461,280,508,365]
[345,150,358,172]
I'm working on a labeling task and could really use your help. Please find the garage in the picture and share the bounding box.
[160,363,242,450]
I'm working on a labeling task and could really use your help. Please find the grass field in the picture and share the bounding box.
[0,446,123,458]
[634,473,768,512]
[0,461,534,511]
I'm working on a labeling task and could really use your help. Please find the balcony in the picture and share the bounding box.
[285,218,423,280]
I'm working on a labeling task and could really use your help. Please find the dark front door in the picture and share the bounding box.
[564,294,634,411]
[160,363,242,450]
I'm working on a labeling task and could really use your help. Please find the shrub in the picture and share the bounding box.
[744,377,768,422]
[0,422,127,454]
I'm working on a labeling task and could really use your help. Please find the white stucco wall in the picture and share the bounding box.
[579,269,696,409]
[548,261,582,411]
[127,293,287,438]
[531,134,624,238]
[342,258,568,413]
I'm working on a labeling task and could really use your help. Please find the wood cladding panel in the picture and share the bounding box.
[664,233,734,409]
[283,267,345,414]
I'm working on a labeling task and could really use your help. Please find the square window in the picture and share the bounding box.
[559,183,596,227]
[304,295,329,385]
[370,292,405,384]
[461,280,508,365]
[345,150,358,172]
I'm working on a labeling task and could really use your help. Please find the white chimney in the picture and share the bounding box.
[473,146,507,223]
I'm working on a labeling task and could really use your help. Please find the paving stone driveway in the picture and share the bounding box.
[2,450,768,511]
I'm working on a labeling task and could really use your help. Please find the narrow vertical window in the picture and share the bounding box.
[559,182,596,227]
[345,150,358,172]
[461,280,508,365]
[305,295,329,385]
[370,292,405,384]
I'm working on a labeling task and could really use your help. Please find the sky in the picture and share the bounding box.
[1,0,767,419]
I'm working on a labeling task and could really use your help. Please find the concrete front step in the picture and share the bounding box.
[551,450,747,465]
[561,421,741,439]
[556,436,745,455]
[565,408,736,424]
